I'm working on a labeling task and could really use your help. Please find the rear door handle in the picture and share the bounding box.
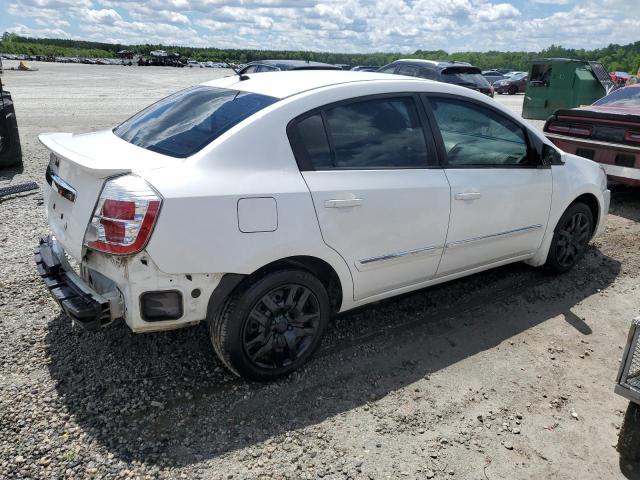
[455,192,482,201]
[324,198,363,208]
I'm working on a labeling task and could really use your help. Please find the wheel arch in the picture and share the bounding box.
[569,192,600,237]
[206,255,345,323]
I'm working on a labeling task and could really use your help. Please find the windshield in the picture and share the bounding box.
[592,87,640,107]
[114,86,278,158]
[441,68,490,88]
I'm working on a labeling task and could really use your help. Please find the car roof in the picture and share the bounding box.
[392,59,473,69]
[200,70,433,99]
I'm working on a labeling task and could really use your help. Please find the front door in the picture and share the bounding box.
[289,94,451,300]
[425,96,552,276]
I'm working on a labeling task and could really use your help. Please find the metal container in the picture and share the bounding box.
[616,317,640,404]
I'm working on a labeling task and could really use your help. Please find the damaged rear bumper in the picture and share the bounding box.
[34,236,123,331]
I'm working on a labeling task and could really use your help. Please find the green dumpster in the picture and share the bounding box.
[522,58,615,120]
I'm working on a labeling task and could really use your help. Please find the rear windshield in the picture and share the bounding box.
[114,86,278,158]
[441,67,490,88]
[593,87,640,107]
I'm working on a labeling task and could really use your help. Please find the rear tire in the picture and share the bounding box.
[508,85,518,95]
[209,269,330,380]
[545,202,593,273]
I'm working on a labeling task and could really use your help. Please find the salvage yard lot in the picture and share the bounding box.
[1,62,639,480]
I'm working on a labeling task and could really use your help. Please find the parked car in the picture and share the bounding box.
[543,84,640,186]
[239,60,339,74]
[482,70,509,84]
[36,71,609,380]
[494,72,528,95]
[378,59,494,97]
[0,75,22,168]
[187,60,202,68]
[611,71,631,86]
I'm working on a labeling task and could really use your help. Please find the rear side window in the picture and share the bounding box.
[114,86,278,158]
[289,114,333,169]
[289,96,430,170]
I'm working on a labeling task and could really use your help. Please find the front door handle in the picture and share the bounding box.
[324,198,363,208]
[455,192,482,201]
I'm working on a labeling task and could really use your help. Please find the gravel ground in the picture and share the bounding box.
[1,62,639,480]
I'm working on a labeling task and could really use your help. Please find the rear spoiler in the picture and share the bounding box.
[548,108,640,125]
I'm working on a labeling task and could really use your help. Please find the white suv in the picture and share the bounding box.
[36,71,610,380]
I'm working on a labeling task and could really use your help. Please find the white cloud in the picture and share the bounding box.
[2,0,640,53]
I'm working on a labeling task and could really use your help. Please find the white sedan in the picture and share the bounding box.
[36,70,610,380]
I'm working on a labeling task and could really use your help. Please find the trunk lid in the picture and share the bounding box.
[39,130,177,260]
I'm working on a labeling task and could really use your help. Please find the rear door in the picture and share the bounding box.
[289,94,451,301]
[424,95,552,276]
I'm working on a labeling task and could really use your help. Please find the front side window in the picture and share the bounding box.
[429,97,530,167]
[289,96,430,170]
[114,86,278,158]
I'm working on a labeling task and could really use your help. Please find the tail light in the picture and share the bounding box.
[625,131,640,143]
[547,122,592,137]
[84,175,162,255]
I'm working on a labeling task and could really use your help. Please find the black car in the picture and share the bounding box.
[0,73,22,168]
[378,59,494,97]
[239,60,340,74]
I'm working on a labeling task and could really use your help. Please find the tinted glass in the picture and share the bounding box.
[291,113,333,169]
[114,86,278,158]
[323,97,428,169]
[441,68,491,88]
[418,68,438,80]
[397,65,419,77]
[378,65,397,74]
[593,87,640,107]
[430,98,529,166]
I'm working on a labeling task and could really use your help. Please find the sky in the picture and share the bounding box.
[1,0,639,53]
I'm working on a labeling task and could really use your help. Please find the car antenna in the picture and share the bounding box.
[226,60,249,81]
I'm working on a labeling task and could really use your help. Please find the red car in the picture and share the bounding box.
[543,84,640,186]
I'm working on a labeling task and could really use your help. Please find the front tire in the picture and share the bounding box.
[210,269,330,380]
[545,202,593,273]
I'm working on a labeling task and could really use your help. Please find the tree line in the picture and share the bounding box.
[2,32,640,72]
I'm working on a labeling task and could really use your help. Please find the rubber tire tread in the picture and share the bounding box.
[544,202,593,274]
[209,269,330,381]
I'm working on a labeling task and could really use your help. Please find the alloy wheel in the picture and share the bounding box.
[242,283,321,369]
[555,212,590,268]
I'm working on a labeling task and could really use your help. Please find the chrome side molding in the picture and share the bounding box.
[356,244,443,271]
[445,224,543,249]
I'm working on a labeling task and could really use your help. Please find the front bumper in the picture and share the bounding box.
[35,236,123,330]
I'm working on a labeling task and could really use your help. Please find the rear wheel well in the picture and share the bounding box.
[569,193,599,236]
[250,257,343,314]
[217,257,343,316]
